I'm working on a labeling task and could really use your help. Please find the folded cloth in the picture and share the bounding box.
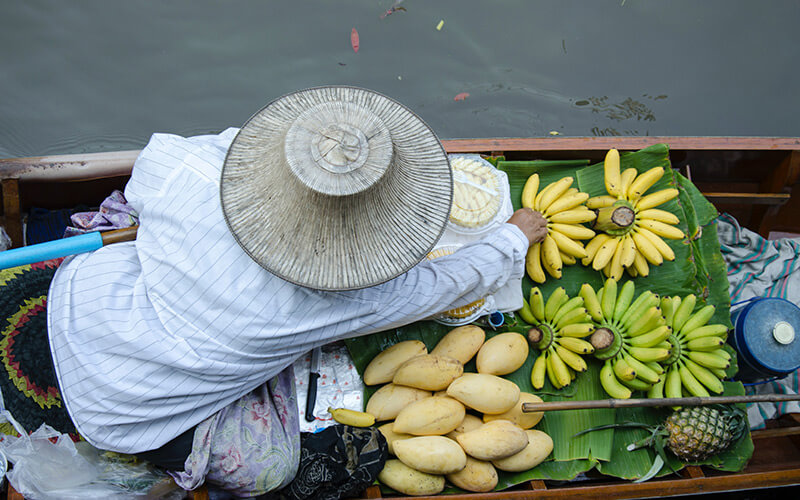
[63,190,139,237]
[717,213,800,429]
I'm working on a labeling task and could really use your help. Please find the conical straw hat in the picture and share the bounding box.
[221,86,453,290]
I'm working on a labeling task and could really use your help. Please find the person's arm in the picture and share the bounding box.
[343,208,547,333]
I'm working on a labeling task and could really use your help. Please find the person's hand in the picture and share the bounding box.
[507,208,548,245]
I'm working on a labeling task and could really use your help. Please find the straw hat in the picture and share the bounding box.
[221,86,453,291]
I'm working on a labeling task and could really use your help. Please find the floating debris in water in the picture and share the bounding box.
[436,20,444,31]
[351,28,359,53]
[549,131,560,136]
[380,1,407,19]
[454,92,469,101]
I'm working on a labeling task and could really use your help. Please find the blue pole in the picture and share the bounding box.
[0,232,103,270]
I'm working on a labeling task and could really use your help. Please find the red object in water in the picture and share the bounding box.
[454,92,470,101]
[351,28,360,53]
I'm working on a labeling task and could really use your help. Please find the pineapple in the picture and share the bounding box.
[663,406,747,461]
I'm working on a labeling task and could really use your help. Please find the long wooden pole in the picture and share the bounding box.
[522,394,800,412]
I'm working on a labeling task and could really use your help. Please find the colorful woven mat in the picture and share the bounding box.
[0,258,77,437]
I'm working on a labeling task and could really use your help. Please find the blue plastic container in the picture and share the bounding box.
[730,297,800,381]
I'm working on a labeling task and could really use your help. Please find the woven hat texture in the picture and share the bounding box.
[221,86,453,290]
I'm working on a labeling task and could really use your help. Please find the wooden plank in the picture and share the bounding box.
[369,468,800,499]
[442,137,800,153]
[702,192,791,205]
[0,150,140,182]
[2,178,23,248]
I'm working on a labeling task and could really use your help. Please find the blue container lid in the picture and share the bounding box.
[738,298,800,374]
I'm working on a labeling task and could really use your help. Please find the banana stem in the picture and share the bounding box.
[593,206,635,232]
[590,327,615,351]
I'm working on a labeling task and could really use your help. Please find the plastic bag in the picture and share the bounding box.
[0,419,185,500]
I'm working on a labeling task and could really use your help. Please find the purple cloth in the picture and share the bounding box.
[170,365,301,497]
[63,190,138,237]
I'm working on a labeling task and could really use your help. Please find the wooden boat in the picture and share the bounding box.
[2,136,800,499]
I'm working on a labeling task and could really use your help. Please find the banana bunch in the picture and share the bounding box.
[583,279,671,399]
[519,286,596,390]
[521,174,596,282]
[583,149,684,280]
[650,294,731,399]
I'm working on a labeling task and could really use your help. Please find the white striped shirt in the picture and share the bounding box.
[46,129,529,453]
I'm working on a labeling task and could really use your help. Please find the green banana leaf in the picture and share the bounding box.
[345,145,752,491]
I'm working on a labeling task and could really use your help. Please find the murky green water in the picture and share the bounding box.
[1,0,798,157]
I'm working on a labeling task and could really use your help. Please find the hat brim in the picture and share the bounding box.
[221,86,453,291]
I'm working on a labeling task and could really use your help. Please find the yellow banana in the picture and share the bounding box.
[686,336,725,352]
[708,348,731,361]
[518,298,537,324]
[328,407,376,427]
[555,344,588,372]
[582,234,612,266]
[556,308,591,329]
[544,191,590,217]
[619,291,657,328]
[627,325,672,348]
[544,287,568,322]
[678,363,710,397]
[549,222,595,241]
[622,376,653,392]
[635,188,679,211]
[592,237,619,271]
[541,234,563,278]
[549,208,597,224]
[531,353,547,389]
[631,229,664,265]
[620,167,638,200]
[613,356,637,381]
[628,166,664,200]
[631,248,650,277]
[587,195,618,209]
[559,323,595,337]
[687,351,730,370]
[623,353,661,384]
[628,346,671,363]
[530,287,546,321]
[559,251,576,266]
[600,360,632,399]
[549,348,572,387]
[521,173,540,209]
[526,243,546,283]
[549,229,588,258]
[537,177,574,213]
[636,208,680,225]
[680,304,716,335]
[552,297,585,325]
[672,295,696,333]
[626,266,639,278]
[620,234,636,268]
[603,149,622,197]
[557,336,595,354]
[647,378,665,399]
[601,278,618,320]
[613,280,636,324]
[546,353,562,389]
[682,324,729,341]
[684,358,724,394]
[579,283,604,323]
[626,305,661,336]
[665,366,683,400]
[636,219,685,240]
[608,236,625,280]
[636,227,675,261]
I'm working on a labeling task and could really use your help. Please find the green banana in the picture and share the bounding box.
[679,304,716,334]
[518,298,537,324]
[601,278,618,321]
[672,294,697,333]
[686,336,726,352]
[678,363,710,397]
[684,358,724,394]
[545,287,568,322]
[552,297,585,326]
[580,284,604,323]
[613,280,636,324]
[530,287,546,322]
[600,360,632,399]
[682,324,729,341]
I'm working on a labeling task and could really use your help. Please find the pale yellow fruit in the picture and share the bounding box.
[446,373,520,414]
[379,459,445,496]
[366,384,432,422]
[482,392,544,429]
[393,396,466,436]
[476,332,529,376]
[364,340,427,385]
[492,429,554,472]
[456,420,529,461]
[393,354,464,391]
[431,325,486,364]
[445,414,484,440]
[393,436,467,475]
[446,456,498,493]
[378,422,413,456]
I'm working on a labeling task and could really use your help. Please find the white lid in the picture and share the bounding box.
[773,321,795,345]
